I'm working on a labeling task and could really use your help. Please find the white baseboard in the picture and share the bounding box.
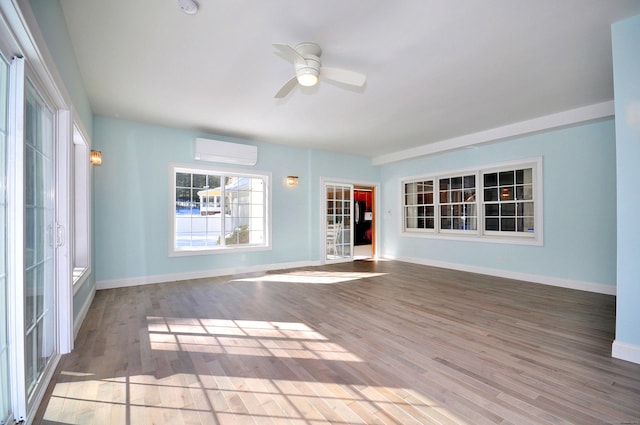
[96,260,321,290]
[612,340,640,365]
[387,255,616,295]
[74,284,95,340]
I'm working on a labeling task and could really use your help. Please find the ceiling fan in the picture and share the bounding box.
[273,42,366,98]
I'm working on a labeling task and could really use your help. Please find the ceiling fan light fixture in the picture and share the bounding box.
[297,71,318,87]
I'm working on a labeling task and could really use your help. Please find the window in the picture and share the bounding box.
[402,158,541,243]
[170,164,270,255]
[483,168,534,233]
[439,174,476,231]
[404,180,434,231]
[72,125,90,286]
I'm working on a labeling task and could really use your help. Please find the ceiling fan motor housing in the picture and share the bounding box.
[295,56,320,86]
[294,42,322,86]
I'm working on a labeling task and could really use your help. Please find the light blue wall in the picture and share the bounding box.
[308,150,381,259]
[379,119,617,287]
[93,117,379,282]
[28,0,95,326]
[28,0,93,136]
[612,15,640,350]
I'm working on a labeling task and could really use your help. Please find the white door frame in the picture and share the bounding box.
[320,177,380,265]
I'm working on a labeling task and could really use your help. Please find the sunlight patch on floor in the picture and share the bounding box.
[45,375,466,425]
[232,271,387,285]
[147,317,362,362]
[43,316,468,424]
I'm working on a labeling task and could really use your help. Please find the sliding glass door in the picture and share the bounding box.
[2,55,60,422]
[0,4,74,422]
[24,80,56,401]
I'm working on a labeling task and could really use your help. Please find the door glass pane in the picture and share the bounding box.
[0,54,10,425]
[326,183,353,261]
[24,81,55,400]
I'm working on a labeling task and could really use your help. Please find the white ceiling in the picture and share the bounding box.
[59,0,640,159]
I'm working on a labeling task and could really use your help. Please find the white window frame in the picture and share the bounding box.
[168,163,271,256]
[401,157,543,246]
[71,123,91,292]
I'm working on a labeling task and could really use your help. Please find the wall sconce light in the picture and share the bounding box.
[286,176,299,186]
[90,150,102,165]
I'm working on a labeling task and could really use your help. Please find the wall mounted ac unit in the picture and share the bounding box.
[194,138,258,166]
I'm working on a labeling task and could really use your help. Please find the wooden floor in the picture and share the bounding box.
[35,261,640,424]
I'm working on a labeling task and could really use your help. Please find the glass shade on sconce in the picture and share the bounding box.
[286,176,299,186]
[90,150,102,165]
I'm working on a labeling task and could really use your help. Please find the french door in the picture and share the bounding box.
[324,182,354,262]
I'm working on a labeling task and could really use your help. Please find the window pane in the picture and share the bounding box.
[516,168,532,184]
[463,175,475,188]
[501,203,516,216]
[405,182,416,194]
[484,172,497,187]
[425,192,434,204]
[500,187,514,201]
[501,218,516,231]
[521,202,535,216]
[176,172,191,188]
[484,188,498,202]
[485,204,499,216]
[463,190,475,202]
[499,171,514,185]
[190,174,205,188]
[465,218,477,231]
[486,217,499,231]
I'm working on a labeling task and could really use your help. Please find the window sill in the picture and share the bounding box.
[73,266,91,295]
[169,244,272,257]
[401,231,542,246]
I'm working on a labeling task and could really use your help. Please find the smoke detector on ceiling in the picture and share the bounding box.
[178,0,199,15]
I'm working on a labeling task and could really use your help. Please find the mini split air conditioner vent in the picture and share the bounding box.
[194,138,258,166]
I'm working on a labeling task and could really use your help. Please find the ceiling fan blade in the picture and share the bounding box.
[272,43,306,65]
[274,76,299,98]
[320,67,366,87]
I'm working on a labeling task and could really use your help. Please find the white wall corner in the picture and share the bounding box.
[612,340,640,365]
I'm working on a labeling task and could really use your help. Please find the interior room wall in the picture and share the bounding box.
[379,118,617,294]
[612,14,640,364]
[92,116,380,288]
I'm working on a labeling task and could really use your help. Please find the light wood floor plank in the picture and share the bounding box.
[34,261,640,424]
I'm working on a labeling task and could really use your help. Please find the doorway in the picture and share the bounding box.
[353,186,374,260]
[323,179,377,263]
